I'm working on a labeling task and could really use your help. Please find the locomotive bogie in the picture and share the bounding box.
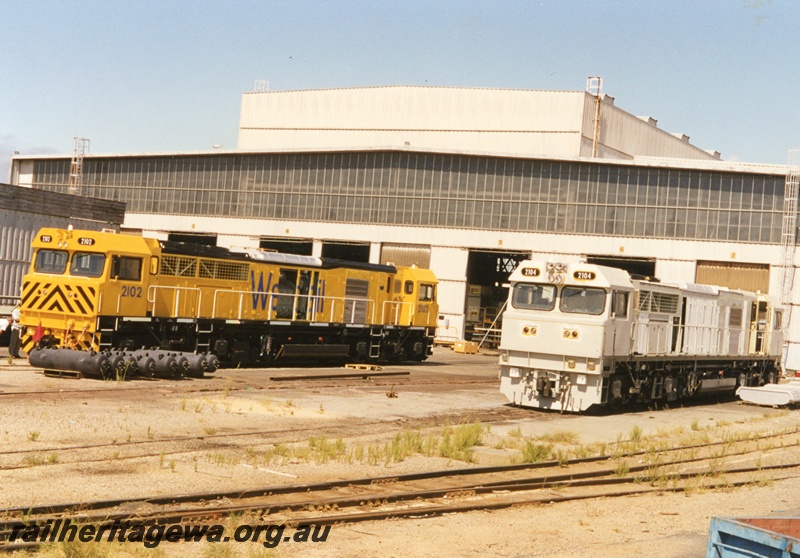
[499,260,783,412]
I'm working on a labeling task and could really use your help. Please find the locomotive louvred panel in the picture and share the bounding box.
[344,278,370,323]
[637,290,680,313]
[21,281,96,316]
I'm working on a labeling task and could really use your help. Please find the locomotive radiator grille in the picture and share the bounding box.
[198,259,249,281]
[160,255,197,277]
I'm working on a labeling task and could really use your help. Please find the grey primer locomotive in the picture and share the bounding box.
[499,261,783,412]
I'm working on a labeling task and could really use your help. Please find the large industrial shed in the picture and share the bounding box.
[6,86,799,364]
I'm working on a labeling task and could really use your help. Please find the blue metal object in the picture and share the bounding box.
[707,517,800,557]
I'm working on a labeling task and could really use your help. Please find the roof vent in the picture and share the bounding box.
[637,116,658,127]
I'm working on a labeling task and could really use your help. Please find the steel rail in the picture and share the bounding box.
[2,423,798,512]
[268,371,410,381]
[2,462,800,553]
[0,403,529,461]
[3,433,799,527]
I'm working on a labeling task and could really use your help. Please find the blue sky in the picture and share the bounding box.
[1,0,797,182]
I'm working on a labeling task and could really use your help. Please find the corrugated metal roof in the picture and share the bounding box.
[10,147,789,176]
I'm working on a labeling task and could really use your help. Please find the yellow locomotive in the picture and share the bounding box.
[19,228,438,377]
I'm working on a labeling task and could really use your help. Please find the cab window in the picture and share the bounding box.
[70,252,106,277]
[560,286,606,315]
[404,281,414,295]
[112,256,143,281]
[419,284,435,302]
[512,284,556,311]
[612,291,629,318]
[34,249,68,274]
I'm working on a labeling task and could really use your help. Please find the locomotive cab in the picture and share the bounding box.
[749,295,783,356]
[21,228,157,351]
[499,261,633,412]
[391,267,439,328]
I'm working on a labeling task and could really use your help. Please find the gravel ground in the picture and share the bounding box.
[2,347,799,558]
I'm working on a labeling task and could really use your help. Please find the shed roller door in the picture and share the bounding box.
[695,261,769,293]
[381,244,431,268]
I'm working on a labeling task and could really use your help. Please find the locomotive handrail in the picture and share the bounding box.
[211,289,378,324]
[381,300,414,325]
[147,285,202,318]
[210,289,250,320]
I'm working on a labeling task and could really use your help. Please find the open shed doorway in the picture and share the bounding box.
[168,233,217,246]
[585,255,655,278]
[259,238,313,255]
[465,250,529,343]
[322,241,370,262]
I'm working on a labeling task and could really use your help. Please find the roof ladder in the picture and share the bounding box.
[780,149,800,362]
[586,76,603,158]
[68,137,90,195]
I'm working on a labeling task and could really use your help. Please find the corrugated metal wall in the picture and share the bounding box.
[0,220,34,304]
[239,87,587,156]
[585,94,716,161]
[695,261,770,293]
[238,129,583,159]
[239,86,717,161]
[240,87,586,132]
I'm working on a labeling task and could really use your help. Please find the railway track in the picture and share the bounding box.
[0,405,535,472]
[0,368,496,400]
[2,425,799,552]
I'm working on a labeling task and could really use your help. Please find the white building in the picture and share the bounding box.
[8,86,799,366]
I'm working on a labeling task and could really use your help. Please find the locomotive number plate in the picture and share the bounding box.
[78,237,96,246]
[573,271,596,281]
[40,234,52,243]
[521,268,540,277]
